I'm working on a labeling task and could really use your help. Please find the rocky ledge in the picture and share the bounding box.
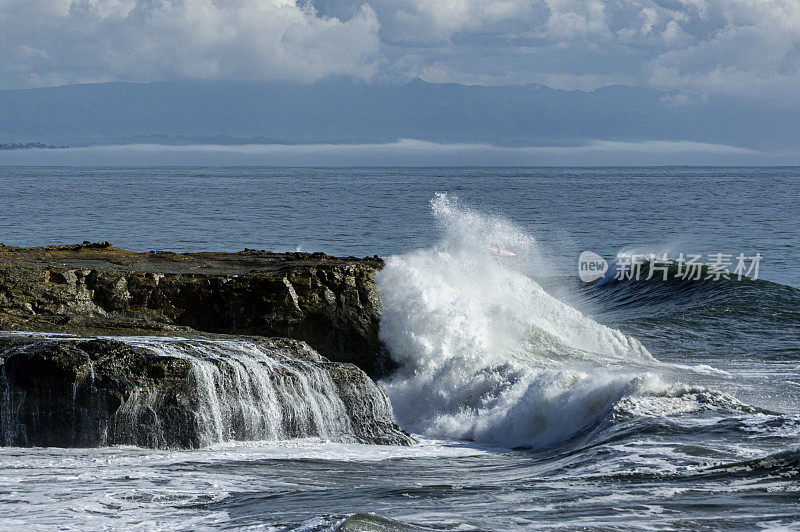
[0,242,392,376]
[0,243,410,449]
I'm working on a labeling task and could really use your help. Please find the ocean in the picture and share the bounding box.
[1,166,799,530]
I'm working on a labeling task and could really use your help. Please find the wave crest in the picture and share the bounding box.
[377,194,656,448]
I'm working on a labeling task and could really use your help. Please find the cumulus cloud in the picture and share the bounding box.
[646,0,800,99]
[357,0,800,99]
[0,0,381,87]
[1,0,800,101]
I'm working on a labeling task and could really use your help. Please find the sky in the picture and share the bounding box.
[1,0,799,102]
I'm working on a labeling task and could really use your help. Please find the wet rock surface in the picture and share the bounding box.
[0,335,413,448]
[0,243,391,376]
[0,243,412,449]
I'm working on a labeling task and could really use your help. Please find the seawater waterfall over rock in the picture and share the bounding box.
[0,335,412,448]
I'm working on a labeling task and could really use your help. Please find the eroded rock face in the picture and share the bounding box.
[0,335,412,448]
[0,244,392,376]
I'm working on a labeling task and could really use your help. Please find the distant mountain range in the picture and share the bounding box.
[1,79,798,150]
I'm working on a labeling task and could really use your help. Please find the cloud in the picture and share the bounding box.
[0,0,381,87]
[2,139,794,166]
[1,0,800,101]
[646,0,800,99]
[361,0,800,100]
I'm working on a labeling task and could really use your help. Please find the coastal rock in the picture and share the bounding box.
[0,335,412,448]
[0,244,392,376]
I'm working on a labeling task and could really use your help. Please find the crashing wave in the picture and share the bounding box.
[376,194,755,449]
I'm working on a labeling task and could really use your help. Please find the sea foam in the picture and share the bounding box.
[378,194,656,448]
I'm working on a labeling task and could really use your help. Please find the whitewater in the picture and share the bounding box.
[378,194,739,450]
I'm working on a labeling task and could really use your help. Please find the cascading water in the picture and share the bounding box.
[0,336,410,448]
[129,339,358,446]
[377,194,664,449]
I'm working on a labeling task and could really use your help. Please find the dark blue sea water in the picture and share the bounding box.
[1,167,798,286]
[1,166,799,530]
